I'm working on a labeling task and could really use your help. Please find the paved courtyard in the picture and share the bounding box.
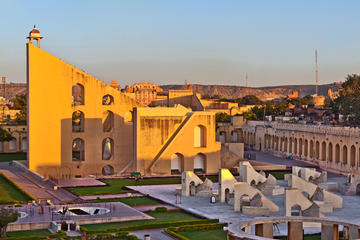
[11,202,152,225]
[0,162,77,204]
[128,176,360,236]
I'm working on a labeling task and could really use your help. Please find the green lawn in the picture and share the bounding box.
[6,229,50,237]
[0,153,27,162]
[179,229,227,240]
[67,176,217,196]
[82,210,199,230]
[87,196,161,206]
[0,173,32,204]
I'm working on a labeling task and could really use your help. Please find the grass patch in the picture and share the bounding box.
[0,173,33,204]
[0,153,27,162]
[6,229,50,237]
[87,196,161,206]
[82,210,199,230]
[67,176,217,196]
[179,229,227,240]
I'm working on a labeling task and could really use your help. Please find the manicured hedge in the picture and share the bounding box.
[0,173,35,201]
[3,231,66,240]
[164,229,190,240]
[80,219,219,233]
[176,223,227,232]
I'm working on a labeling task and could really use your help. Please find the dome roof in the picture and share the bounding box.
[29,25,40,34]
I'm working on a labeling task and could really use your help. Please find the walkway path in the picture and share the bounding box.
[0,162,77,204]
[248,150,342,178]
[80,193,143,200]
[130,229,174,240]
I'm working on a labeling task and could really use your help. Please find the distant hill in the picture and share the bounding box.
[1,82,342,102]
[0,83,27,101]
[161,83,342,100]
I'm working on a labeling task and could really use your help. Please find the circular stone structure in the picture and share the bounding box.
[227,216,360,240]
[18,211,28,219]
[55,207,110,216]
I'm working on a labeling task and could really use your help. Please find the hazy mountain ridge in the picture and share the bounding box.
[1,82,342,102]
[161,83,341,100]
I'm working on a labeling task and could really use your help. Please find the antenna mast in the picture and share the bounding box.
[245,73,248,88]
[315,50,318,96]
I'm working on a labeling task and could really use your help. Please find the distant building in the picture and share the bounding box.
[124,82,163,106]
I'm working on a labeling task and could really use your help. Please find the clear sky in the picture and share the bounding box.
[1,0,360,87]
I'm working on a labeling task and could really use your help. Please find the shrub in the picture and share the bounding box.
[81,219,219,233]
[164,230,190,240]
[176,223,226,232]
[154,207,167,212]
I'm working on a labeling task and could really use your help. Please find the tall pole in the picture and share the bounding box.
[245,73,248,88]
[315,50,318,96]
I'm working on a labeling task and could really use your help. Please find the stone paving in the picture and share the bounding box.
[56,178,106,188]
[128,175,360,236]
[130,229,174,240]
[0,162,77,204]
[248,150,342,178]
[11,202,152,225]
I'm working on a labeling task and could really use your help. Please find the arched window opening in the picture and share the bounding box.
[171,153,183,174]
[102,165,114,176]
[194,153,205,173]
[315,141,320,159]
[194,125,206,147]
[291,205,302,216]
[225,188,231,203]
[299,138,303,156]
[102,111,114,132]
[350,145,356,167]
[284,138,288,152]
[321,142,326,161]
[72,111,84,132]
[72,138,84,161]
[294,138,298,155]
[9,139,16,151]
[335,144,340,163]
[231,131,238,143]
[22,138,27,151]
[289,138,293,154]
[219,131,226,144]
[328,143,333,162]
[102,95,114,105]
[304,140,308,157]
[190,181,196,196]
[72,84,84,106]
[343,145,348,165]
[310,140,314,158]
[102,138,114,160]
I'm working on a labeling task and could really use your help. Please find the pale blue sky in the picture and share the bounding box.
[1,0,359,87]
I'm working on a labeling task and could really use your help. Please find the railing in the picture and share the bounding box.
[245,121,360,138]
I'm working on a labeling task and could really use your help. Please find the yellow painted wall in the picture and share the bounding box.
[134,106,221,175]
[27,43,141,178]
[27,43,221,179]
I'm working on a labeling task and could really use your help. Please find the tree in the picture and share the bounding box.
[0,208,18,238]
[0,127,13,142]
[215,112,231,122]
[333,74,360,125]
[13,94,27,124]
[236,95,263,106]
